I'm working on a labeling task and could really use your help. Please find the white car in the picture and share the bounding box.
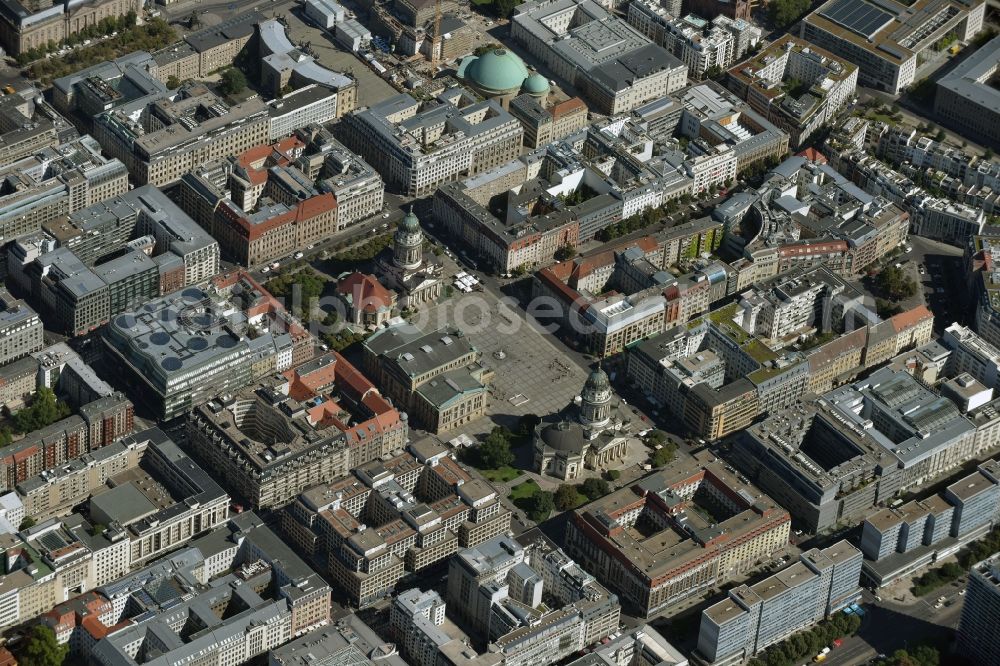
[382,212,390,219]
[261,266,270,274]
[294,251,304,259]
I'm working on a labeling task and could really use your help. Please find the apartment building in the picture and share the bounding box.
[293,440,511,607]
[340,88,523,196]
[16,436,147,520]
[726,35,857,148]
[628,5,761,80]
[0,514,130,631]
[697,542,862,664]
[0,393,133,494]
[565,453,791,617]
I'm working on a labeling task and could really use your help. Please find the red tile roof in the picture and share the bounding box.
[336,272,394,313]
[890,304,933,333]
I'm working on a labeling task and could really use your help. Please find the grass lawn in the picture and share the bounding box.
[481,466,520,483]
[509,480,540,501]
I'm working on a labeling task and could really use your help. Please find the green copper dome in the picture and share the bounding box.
[399,207,420,233]
[522,73,550,95]
[458,48,530,95]
[585,367,610,392]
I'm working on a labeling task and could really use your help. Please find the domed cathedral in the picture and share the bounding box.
[375,207,443,309]
[533,367,632,481]
[456,47,550,108]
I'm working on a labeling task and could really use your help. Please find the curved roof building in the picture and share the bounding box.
[457,48,548,102]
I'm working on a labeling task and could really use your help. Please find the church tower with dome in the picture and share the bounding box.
[394,207,424,271]
[580,367,612,429]
[375,207,442,309]
[532,367,632,481]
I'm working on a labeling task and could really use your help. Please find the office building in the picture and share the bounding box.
[935,35,1000,148]
[859,462,1000,587]
[94,83,270,185]
[0,290,42,366]
[512,0,687,114]
[956,553,1000,666]
[0,0,140,56]
[0,90,74,162]
[88,429,230,566]
[801,0,985,94]
[565,452,791,617]
[697,541,862,664]
[258,19,357,115]
[103,273,305,419]
[340,88,523,197]
[188,353,413,510]
[51,52,165,122]
[508,95,588,149]
[0,135,128,250]
[675,82,790,174]
[270,614,408,666]
[736,365,988,533]
[309,132,385,228]
[391,535,619,666]
[152,11,263,83]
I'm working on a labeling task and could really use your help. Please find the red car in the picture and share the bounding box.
[832,639,843,648]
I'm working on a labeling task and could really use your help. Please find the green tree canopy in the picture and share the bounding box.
[219,68,247,95]
[477,427,514,469]
[12,388,71,434]
[767,0,811,28]
[525,490,554,522]
[875,265,917,300]
[554,484,579,511]
[651,443,677,468]
[580,477,610,500]
[16,625,68,666]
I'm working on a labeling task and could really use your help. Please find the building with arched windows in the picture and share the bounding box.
[533,368,633,481]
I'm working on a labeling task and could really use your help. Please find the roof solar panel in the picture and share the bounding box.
[819,0,893,38]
